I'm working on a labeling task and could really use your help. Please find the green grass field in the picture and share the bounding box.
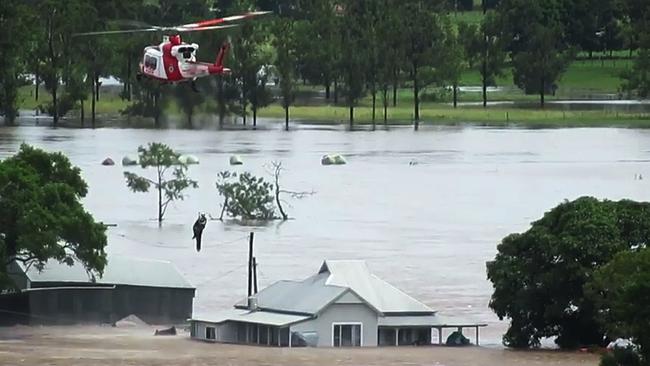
[14,56,647,129]
[258,104,650,128]
[18,86,130,115]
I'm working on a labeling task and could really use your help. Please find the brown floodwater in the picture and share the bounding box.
[2,122,650,346]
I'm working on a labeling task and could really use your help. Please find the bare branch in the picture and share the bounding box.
[279,189,316,199]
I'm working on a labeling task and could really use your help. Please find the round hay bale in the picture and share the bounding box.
[121,155,138,166]
[179,154,199,165]
[321,155,335,165]
[229,155,243,165]
[332,154,347,165]
[101,157,115,166]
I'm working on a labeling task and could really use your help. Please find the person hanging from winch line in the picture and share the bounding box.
[193,213,207,251]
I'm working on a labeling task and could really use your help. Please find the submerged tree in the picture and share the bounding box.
[0,144,108,288]
[124,143,198,223]
[216,171,276,220]
[487,197,650,349]
[216,162,313,221]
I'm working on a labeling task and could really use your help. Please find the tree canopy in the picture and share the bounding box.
[0,144,107,287]
[124,142,198,223]
[1,0,648,127]
[487,197,650,349]
[588,247,650,363]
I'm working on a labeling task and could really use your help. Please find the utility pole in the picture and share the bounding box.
[252,257,258,294]
[247,232,254,297]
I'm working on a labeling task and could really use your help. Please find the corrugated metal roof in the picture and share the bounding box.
[22,256,194,289]
[233,260,433,316]
[320,260,434,314]
[193,309,310,326]
[378,315,443,327]
[235,272,347,315]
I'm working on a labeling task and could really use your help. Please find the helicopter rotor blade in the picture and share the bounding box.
[73,28,162,37]
[174,24,238,33]
[179,11,272,29]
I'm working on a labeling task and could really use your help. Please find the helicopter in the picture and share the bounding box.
[74,11,271,92]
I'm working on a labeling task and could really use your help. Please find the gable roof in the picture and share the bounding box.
[235,271,348,315]
[20,256,194,290]
[319,260,434,314]
[236,260,433,316]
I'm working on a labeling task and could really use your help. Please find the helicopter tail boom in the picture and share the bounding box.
[208,42,231,74]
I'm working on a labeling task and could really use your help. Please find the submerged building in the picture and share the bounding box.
[190,260,486,347]
[1,256,195,325]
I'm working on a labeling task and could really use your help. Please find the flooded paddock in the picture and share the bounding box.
[2,123,650,346]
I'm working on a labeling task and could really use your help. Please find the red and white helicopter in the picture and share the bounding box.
[75,11,270,91]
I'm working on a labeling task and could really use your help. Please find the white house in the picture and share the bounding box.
[190,260,486,347]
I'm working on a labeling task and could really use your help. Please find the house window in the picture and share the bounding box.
[206,326,216,340]
[332,323,362,347]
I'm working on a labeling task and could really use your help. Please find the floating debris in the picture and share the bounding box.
[101,157,115,166]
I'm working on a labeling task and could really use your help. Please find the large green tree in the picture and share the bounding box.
[399,0,447,129]
[0,1,32,125]
[487,197,650,349]
[497,0,574,107]
[339,0,367,128]
[459,12,506,108]
[272,12,297,131]
[621,0,650,98]
[588,248,650,364]
[0,144,107,287]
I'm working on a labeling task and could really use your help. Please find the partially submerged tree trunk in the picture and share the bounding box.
[393,67,398,107]
[453,83,458,108]
[35,65,39,101]
[539,76,544,108]
[371,86,377,130]
[91,71,97,128]
[157,167,163,223]
[349,105,354,129]
[413,61,420,130]
[95,74,100,101]
[383,86,388,125]
[218,76,225,129]
[333,79,338,104]
[284,105,289,131]
[273,165,288,221]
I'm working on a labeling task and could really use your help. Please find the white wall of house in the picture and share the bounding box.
[292,303,378,347]
[192,321,239,343]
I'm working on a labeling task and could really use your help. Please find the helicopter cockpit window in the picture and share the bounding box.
[179,47,195,60]
[144,55,157,70]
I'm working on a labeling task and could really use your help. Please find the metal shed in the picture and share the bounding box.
[1,256,195,325]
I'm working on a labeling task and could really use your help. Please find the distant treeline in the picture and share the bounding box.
[0,0,649,129]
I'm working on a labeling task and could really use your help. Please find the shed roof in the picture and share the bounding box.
[235,260,433,316]
[21,256,194,290]
[193,309,310,327]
